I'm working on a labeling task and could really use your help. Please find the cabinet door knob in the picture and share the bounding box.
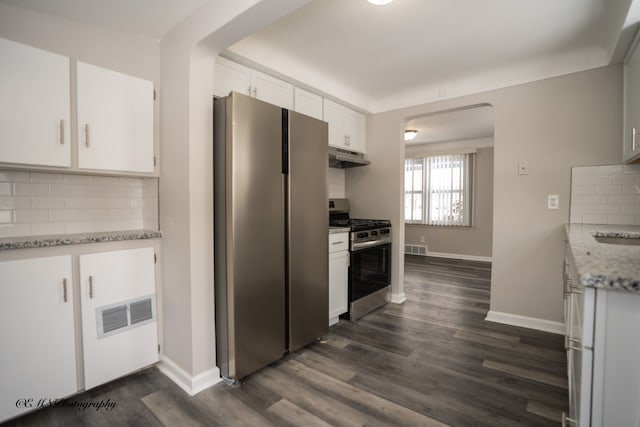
[59,120,65,145]
[89,275,94,299]
[633,127,639,151]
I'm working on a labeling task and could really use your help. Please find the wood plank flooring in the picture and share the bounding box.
[8,255,568,426]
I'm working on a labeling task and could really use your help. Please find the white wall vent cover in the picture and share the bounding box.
[405,244,428,256]
[96,294,156,339]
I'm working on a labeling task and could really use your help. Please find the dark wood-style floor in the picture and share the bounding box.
[9,256,568,427]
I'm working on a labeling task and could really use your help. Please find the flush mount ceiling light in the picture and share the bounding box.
[404,130,418,141]
[368,0,393,5]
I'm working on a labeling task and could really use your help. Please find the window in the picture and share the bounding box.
[405,153,473,226]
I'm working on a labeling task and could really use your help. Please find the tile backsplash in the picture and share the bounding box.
[0,170,158,238]
[570,164,640,225]
[328,168,346,199]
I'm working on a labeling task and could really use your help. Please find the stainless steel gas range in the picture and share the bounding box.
[329,199,391,321]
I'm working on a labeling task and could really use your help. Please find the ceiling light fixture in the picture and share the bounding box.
[367,0,393,5]
[404,130,418,141]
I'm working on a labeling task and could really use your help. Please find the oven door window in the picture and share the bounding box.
[350,244,391,301]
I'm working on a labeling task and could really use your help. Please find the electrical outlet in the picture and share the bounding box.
[548,194,559,210]
[420,235,426,243]
[518,161,529,175]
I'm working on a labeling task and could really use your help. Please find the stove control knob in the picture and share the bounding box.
[380,229,389,235]
[357,232,368,238]
[370,231,378,236]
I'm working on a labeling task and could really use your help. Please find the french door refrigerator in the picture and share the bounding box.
[213,92,328,381]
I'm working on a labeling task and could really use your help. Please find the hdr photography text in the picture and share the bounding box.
[15,398,117,412]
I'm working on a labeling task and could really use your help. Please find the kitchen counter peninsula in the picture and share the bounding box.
[0,230,161,251]
[565,223,640,292]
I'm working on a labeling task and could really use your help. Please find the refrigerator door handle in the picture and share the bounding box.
[282,109,289,174]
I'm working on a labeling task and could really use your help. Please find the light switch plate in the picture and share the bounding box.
[548,194,559,209]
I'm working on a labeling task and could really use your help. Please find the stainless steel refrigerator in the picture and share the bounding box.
[213,92,328,381]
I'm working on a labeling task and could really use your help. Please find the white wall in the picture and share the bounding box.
[347,65,622,325]
[158,0,310,386]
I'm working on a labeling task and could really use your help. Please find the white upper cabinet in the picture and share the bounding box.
[77,62,155,173]
[214,57,293,109]
[0,38,71,167]
[624,29,640,164]
[294,87,323,120]
[323,98,366,153]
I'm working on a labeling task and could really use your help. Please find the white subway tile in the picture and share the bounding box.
[623,164,640,174]
[130,199,144,209]
[621,205,640,215]
[0,224,31,237]
[572,185,596,195]
[64,221,94,234]
[584,175,609,185]
[131,208,144,219]
[14,209,48,223]
[108,208,132,219]
[13,183,49,196]
[622,184,640,194]
[108,186,143,198]
[607,215,636,225]
[80,209,110,221]
[118,177,143,187]
[63,174,94,185]
[0,171,30,182]
[572,166,598,176]
[583,214,607,224]
[570,205,589,214]
[92,176,120,186]
[608,195,636,205]
[598,165,624,175]
[31,222,65,236]
[65,197,94,209]
[0,196,31,209]
[32,197,65,209]
[50,184,82,197]
[143,218,159,231]
[143,208,158,219]
[592,205,622,215]
[93,220,121,232]
[81,185,108,197]
[30,172,64,183]
[120,219,143,230]
[49,209,81,222]
[0,183,12,196]
[596,185,622,194]
[0,210,13,224]
[609,175,638,185]
[143,198,158,209]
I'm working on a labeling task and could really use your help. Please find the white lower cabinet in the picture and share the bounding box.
[0,244,159,423]
[79,247,158,389]
[329,232,349,325]
[0,256,77,422]
[564,247,640,426]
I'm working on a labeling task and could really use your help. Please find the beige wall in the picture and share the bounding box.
[405,146,494,259]
[347,65,622,323]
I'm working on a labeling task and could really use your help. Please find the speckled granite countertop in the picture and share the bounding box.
[329,227,350,234]
[0,230,162,251]
[565,224,640,292]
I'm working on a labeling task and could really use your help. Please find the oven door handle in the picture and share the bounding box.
[352,239,391,251]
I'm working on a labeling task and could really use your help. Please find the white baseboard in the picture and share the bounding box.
[389,292,407,304]
[157,355,221,396]
[485,310,565,335]
[427,251,492,263]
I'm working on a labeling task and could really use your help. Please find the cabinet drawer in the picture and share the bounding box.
[329,233,349,253]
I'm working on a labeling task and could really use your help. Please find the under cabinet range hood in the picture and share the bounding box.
[328,146,370,168]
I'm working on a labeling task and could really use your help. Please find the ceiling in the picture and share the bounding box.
[0,0,208,40]
[228,0,634,112]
